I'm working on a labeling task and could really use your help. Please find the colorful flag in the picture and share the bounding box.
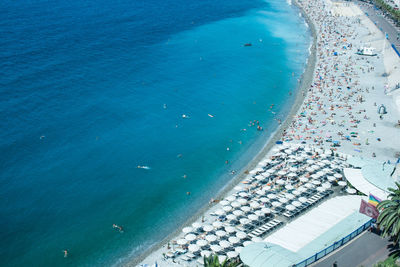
[359,199,379,219]
[368,193,382,207]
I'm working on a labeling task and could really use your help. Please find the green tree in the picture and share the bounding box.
[203,254,240,267]
[377,182,400,244]
[374,256,399,267]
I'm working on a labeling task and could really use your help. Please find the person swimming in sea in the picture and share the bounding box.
[63,250,68,258]
[113,224,123,233]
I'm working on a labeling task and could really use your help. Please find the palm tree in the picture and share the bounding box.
[203,254,240,267]
[377,182,400,244]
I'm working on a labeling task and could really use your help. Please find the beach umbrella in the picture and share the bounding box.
[285,184,294,190]
[203,224,214,232]
[236,231,247,239]
[255,175,265,181]
[317,170,325,176]
[215,209,225,216]
[346,188,356,194]
[261,207,271,214]
[196,239,208,247]
[256,189,266,195]
[289,167,298,172]
[216,230,227,238]
[239,192,249,198]
[248,214,259,221]
[250,201,260,209]
[233,210,244,216]
[276,179,285,185]
[227,196,236,202]
[316,186,326,192]
[267,193,277,199]
[307,159,314,164]
[255,210,264,217]
[263,185,271,190]
[272,201,282,207]
[188,244,200,253]
[192,222,202,229]
[292,190,301,196]
[177,238,188,245]
[226,214,237,221]
[288,173,297,178]
[298,197,307,203]
[220,200,230,206]
[239,218,251,225]
[305,183,314,188]
[267,169,276,174]
[328,176,336,182]
[185,234,196,241]
[285,193,295,200]
[223,205,232,212]
[233,186,243,191]
[260,197,269,203]
[210,245,222,253]
[235,246,243,253]
[205,234,217,242]
[227,251,239,258]
[219,240,231,249]
[297,186,307,193]
[292,201,302,207]
[338,181,347,186]
[252,237,263,242]
[225,226,236,234]
[322,182,331,189]
[334,173,343,179]
[255,167,263,173]
[311,174,319,179]
[300,177,308,182]
[231,201,241,208]
[238,198,247,204]
[183,227,193,234]
[228,236,240,244]
[213,221,223,229]
[200,250,212,257]
[286,204,296,211]
[241,206,251,213]
[218,255,227,263]
[279,198,288,203]
[262,172,270,178]
[312,180,321,185]
[249,170,258,175]
[277,170,287,176]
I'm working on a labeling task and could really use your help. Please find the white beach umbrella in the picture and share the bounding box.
[292,190,301,196]
[285,193,295,200]
[305,183,315,188]
[277,170,287,176]
[200,250,212,257]
[196,239,208,247]
[239,192,249,198]
[225,226,236,234]
[210,245,222,253]
[255,167,263,172]
[307,159,314,164]
[226,214,236,221]
[279,198,288,203]
[231,201,241,208]
[292,201,302,207]
[239,218,251,225]
[317,186,326,192]
[311,174,319,179]
[255,175,265,181]
[235,246,243,253]
[238,198,247,204]
[338,181,347,186]
[220,200,230,206]
[256,189,266,195]
[334,173,343,179]
[215,230,227,238]
[227,195,236,202]
[223,205,233,212]
[328,176,336,182]
[298,197,307,203]
[263,185,271,190]
[188,244,200,253]
[215,209,225,216]
[255,210,264,217]
[203,224,214,232]
[227,251,239,258]
[219,240,231,249]
[286,205,296,211]
[262,172,270,178]
[267,194,277,199]
[233,210,244,216]
[250,201,260,209]
[241,206,251,213]
[322,182,331,189]
[289,167,298,172]
[228,236,240,244]
[288,173,297,178]
[248,214,259,221]
[260,197,269,203]
[236,231,247,239]
[267,169,276,174]
[276,179,285,185]
[185,234,196,241]
[317,170,325,176]
[213,221,223,229]
[183,227,193,234]
[300,177,308,182]
[261,207,271,214]
[312,180,321,185]
[297,186,307,193]
[192,222,202,229]
[272,201,282,207]
[249,170,258,175]
[233,186,243,191]
[346,188,356,194]
[285,184,294,190]
[177,238,188,245]
[306,167,314,173]
[205,234,217,242]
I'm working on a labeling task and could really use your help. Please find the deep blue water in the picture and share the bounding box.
[0,0,310,266]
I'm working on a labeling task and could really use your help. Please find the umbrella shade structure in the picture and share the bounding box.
[177,238,188,245]
[233,186,243,191]
[226,214,237,221]
[285,193,295,200]
[215,230,227,237]
[200,250,212,257]
[346,188,357,194]
[338,181,347,186]
[236,231,247,239]
[192,222,202,229]
[289,167,298,172]
[223,205,233,212]
[267,169,276,174]
[276,179,285,185]
[219,255,227,263]
[183,226,194,234]
[292,190,301,196]
[316,170,325,176]
[219,240,231,249]
[285,184,294,190]
[305,183,315,188]
[188,244,200,253]
[239,192,249,198]
[260,197,269,203]
[297,186,307,193]
[231,201,241,208]
[328,176,336,182]
[306,167,314,173]
[288,173,297,178]
[227,196,236,202]
[307,159,314,164]
[311,174,319,179]
[279,198,288,204]
[205,234,217,242]
[261,207,271,214]
[203,224,214,232]
[238,198,248,204]
[254,167,264,172]
[241,206,251,212]
[233,210,244,216]
[285,204,296,211]
[250,201,260,209]
[213,221,223,228]
[272,201,282,207]
[196,239,208,247]
[256,189,266,195]
[298,197,308,203]
[316,186,326,192]
[334,173,343,179]
[210,245,222,253]
[227,251,239,258]
[240,218,251,225]
[267,194,278,199]
[292,201,302,207]
[255,175,265,181]
[215,209,225,216]
[312,180,321,185]
[249,170,258,175]
[225,226,236,234]
[228,236,240,244]
[300,177,308,182]
[277,170,287,176]
[322,183,331,189]
[255,210,264,217]
[248,214,259,221]
[220,200,230,206]
[185,234,197,241]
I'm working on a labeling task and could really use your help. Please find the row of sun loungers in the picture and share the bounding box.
[248,219,283,238]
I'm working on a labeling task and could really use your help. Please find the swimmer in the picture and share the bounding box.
[113,224,123,233]
[163,104,167,109]
[208,114,214,118]
[40,135,45,140]
[182,114,190,119]
[63,250,68,258]
[186,191,191,195]
[183,174,187,179]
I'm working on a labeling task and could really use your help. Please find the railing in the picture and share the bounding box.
[293,219,374,267]
[392,44,400,58]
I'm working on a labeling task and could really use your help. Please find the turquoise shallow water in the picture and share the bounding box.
[0,0,310,265]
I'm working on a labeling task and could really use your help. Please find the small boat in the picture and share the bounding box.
[244,43,252,47]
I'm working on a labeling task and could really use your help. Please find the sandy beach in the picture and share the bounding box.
[135,0,400,265]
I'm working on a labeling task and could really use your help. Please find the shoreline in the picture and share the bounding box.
[129,1,318,265]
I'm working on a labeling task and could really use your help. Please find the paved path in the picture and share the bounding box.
[312,231,391,267]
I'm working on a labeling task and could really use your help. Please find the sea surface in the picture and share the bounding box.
[0,0,310,266]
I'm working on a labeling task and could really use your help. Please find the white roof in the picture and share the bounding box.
[264,195,365,252]
[343,168,387,200]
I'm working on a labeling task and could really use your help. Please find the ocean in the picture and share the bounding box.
[0,0,310,265]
